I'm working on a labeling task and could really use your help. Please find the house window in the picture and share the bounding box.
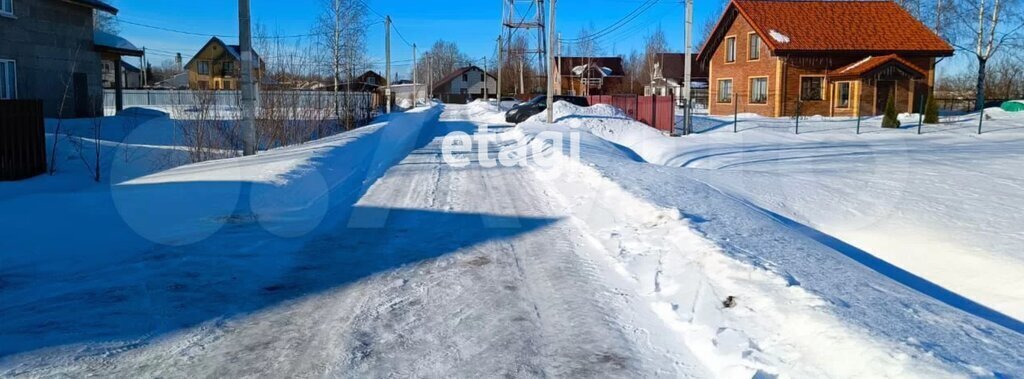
[480,74,485,81]
[725,36,736,63]
[0,0,13,17]
[198,61,210,75]
[837,82,851,108]
[749,34,761,60]
[800,77,824,101]
[222,61,235,76]
[462,74,468,81]
[750,77,768,104]
[0,59,16,99]
[198,80,209,90]
[717,79,732,103]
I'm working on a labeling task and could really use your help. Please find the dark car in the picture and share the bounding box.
[504,95,589,124]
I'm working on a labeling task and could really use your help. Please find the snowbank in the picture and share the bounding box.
[0,105,442,358]
[514,104,1024,376]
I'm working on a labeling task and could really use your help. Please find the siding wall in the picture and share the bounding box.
[443,68,496,95]
[0,0,102,117]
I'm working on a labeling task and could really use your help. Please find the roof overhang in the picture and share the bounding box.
[64,0,118,14]
[94,30,144,57]
[830,55,928,80]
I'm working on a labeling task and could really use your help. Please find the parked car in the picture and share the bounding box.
[504,95,589,123]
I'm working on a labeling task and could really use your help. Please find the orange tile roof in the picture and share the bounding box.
[829,54,928,77]
[733,0,953,55]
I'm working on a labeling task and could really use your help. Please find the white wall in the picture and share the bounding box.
[445,68,496,96]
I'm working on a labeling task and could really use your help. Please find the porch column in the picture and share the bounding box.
[114,58,124,113]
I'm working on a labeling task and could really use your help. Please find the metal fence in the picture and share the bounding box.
[588,95,676,133]
[936,97,1012,112]
[0,100,47,181]
[104,89,374,110]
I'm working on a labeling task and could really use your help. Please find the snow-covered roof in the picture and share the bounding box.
[570,64,614,77]
[768,29,790,44]
[94,30,144,56]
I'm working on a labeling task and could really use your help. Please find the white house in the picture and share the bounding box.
[432,65,497,103]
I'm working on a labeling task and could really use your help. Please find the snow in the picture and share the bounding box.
[574,105,1024,324]
[516,102,1024,375]
[4,100,1023,377]
[0,105,442,366]
[841,56,873,73]
[93,30,142,53]
[768,29,790,44]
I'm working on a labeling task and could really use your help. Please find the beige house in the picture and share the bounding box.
[185,37,263,90]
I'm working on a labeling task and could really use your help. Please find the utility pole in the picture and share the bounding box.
[683,0,693,135]
[412,43,418,103]
[557,33,562,96]
[385,16,392,113]
[332,0,341,119]
[497,35,503,109]
[141,47,147,87]
[427,55,433,100]
[545,0,555,123]
[238,0,257,155]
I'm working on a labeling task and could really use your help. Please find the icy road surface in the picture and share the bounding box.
[0,106,706,377]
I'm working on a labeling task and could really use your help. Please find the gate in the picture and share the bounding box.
[0,100,47,181]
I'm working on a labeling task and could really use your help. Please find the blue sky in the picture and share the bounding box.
[112,0,720,77]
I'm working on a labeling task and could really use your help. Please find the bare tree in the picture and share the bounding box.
[499,35,533,95]
[640,26,670,89]
[948,0,1024,109]
[622,49,644,95]
[314,0,368,127]
[415,40,472,94]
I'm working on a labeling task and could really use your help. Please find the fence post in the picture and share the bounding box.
[978,109,984,135]
[733,95,739,133]
[855,105,861,135]
[795,100,801,134]
[917,94,924,135]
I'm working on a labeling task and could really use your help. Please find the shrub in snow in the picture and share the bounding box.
[924,95,939,124]
[882,94,901,128]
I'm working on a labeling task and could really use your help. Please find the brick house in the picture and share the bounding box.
[185,37,263,90]
[698,0,953,117]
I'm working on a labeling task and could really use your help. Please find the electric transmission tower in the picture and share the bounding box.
[501,0,547,94]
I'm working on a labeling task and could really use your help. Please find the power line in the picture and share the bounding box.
[562,0,660,43]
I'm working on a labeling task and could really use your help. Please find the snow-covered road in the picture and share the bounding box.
[5,103,1022,377]
[0,105,707,377]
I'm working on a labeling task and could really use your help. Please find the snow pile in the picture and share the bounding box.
[514,123,961,377]
[514,103,1024,375]
[0,105,442,360]
[526,101,685,164]
[460,99,509,123]
[768,29,790,43]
